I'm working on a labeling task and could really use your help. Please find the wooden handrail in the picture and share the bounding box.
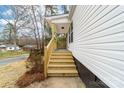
[44,37,56,78]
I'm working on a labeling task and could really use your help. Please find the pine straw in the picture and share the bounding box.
[15,50,45,88]
[15,63,45,88]
[16,71,44,88]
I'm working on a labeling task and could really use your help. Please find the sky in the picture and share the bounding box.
[0,5,65,33]
[0,5,66,40]
[0,5,13,32]
[57,5,65,14]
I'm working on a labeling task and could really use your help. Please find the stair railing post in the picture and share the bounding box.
[44,46,47,78]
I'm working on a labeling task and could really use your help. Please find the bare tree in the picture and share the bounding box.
[0,5,45,51]
[0,5,31,49]
[31,5,42,50]
[37,6,45,50]
[21,5,45,50]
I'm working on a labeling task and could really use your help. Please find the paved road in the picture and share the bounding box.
[0,55,28,65]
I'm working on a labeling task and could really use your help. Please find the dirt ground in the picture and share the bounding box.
[0,61,86,88]
[0,61,26,87]
[28,77,86,88]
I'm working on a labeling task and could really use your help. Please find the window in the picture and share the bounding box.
[68,21,73,43]
[71,31,73,42]
[69,30,71,43]
[71,21,73,31]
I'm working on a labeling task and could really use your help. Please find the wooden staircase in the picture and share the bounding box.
[47,50,78,77]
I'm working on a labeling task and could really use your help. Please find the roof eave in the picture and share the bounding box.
[68,5,76,20]
[45,14,70,26]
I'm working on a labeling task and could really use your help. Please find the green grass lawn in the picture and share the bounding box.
[0,50,29,59]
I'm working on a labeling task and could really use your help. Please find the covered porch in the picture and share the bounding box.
[44,14,70,49]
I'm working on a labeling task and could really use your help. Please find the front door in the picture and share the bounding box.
[56,33,67,49]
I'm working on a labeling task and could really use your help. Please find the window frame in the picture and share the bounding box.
[68,21,73,43]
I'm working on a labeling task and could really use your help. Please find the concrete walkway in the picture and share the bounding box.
[28,77,86,88]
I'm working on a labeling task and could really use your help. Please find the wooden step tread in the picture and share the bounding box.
[53,51,71,53]
[48,73,78,77]
[53,50,71,53]
[50,56,73,59]
[52,52,72,55]
[49,59,74,62]
[48,64,76,67]
[48,69,78,74]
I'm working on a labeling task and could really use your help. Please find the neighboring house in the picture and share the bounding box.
[23,45,36,51]
[0,44,20,51]
[0,45,6,51]
[44,5,124,88]
[6,44,20,51]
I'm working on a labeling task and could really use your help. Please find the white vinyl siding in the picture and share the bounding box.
[67,5,124,88]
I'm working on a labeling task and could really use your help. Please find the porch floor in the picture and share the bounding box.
[54,49,70,52]
[27,77,86,88]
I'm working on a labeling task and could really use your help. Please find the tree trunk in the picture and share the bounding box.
[13,26,17,50]
[31,6,42,51]
[39,13,44,52]
[9,29,12,44]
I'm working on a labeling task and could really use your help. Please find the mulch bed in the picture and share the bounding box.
[16,49,45,88]
[16,71,44,87]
